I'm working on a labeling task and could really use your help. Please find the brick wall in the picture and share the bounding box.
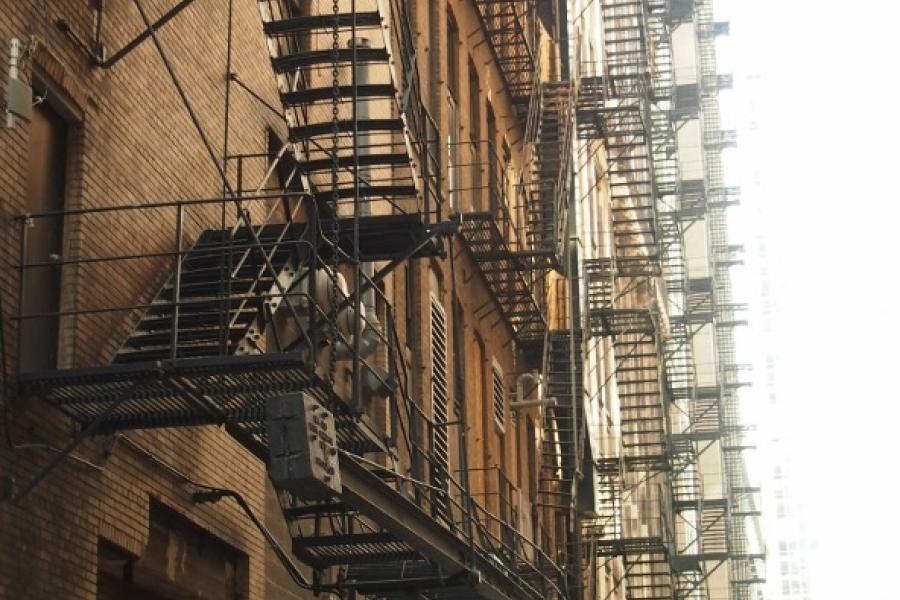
[0,1,304,598]
[0,0,562,597]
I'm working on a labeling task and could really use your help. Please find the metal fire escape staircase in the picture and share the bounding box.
[14,1,571,598]
[664,333,729,600]
[721,400,765,600]
[528,80,576,271]
[538,330,584,512]
[695,1,765,596]
[458,78,575,348]
[600,0,660,264]
[582,253,665,471]
[586,459,674,600]
[472,0,539,118]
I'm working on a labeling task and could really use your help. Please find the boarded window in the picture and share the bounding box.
[452,296,465,415]
[492,362,506,433]
[97,505,245,599]
[430,294,450,518]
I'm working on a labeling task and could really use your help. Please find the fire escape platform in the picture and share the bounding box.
[302,455,546,600]
[315,214,447,262]
[589,307,657,337]
[18,354,386,455]
[595,537,669,557]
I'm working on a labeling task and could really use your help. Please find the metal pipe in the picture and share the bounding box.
[171,203,183,359]
[511,371,547,410]
[350,28,364,414]
[12,190,310,220]
[6,38,21,129]
[16,217,28,375]
[511,397,556,410]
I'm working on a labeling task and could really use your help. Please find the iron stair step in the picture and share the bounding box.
[122,327,248,349]
[138,309,256,330]
[263,11,382,35]
[272,47,390,72]
[281,84,396,105]
[113,342,242,364]
[299,152,410,173]
[289,117,404,140]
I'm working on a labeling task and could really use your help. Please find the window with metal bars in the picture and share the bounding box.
[492,361,506,433]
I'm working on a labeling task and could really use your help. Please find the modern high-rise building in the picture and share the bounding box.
[0,0,764,599]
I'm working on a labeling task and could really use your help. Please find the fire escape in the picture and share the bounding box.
[577,1,679,598]
[473,0,539,115]
[576,0,766,597]
[457,2,583,588]
[667,1,765,598]
[13,1,569,598]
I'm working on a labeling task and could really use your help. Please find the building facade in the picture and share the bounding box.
[0,0,763,599]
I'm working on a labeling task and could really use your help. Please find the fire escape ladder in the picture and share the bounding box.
[624,551,675,600]
[473,0,539,119]
[261,0,440,221]
[647,3,675,103]
[669,437,701,508]
[589,457,624,543]
[669,436,729,599]
[584,258,657,338]
[600,0,660,263]
[527,80,575,269]
[650,107,679,213]
[658,213,686,301]
[575,74,606,140]
[456,213,546,343]
[674,569,711,600]
[614,332,669,470]
[588,482,674,599]
[676,179,708,221]
[662,321,695,403]
[456,141,551,346]
[538,330,584,511]
[682,276,714,326]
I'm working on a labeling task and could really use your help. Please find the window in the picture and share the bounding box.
[447,13,460,99]
[486,103,498,213]
[467,59,483,211]
[97,505,245,599]
[448,96,460,211]
[492,361,506,432]
[447,14,461,211]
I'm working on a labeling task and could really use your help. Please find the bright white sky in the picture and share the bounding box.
[715,1,900,599]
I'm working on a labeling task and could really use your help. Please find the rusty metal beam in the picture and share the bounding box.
[337,455,512,600]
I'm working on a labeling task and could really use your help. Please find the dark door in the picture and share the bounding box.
[22,102,67,372]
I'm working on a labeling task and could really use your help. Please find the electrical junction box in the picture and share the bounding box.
[266,393,342,500]
[5,77,32,126]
